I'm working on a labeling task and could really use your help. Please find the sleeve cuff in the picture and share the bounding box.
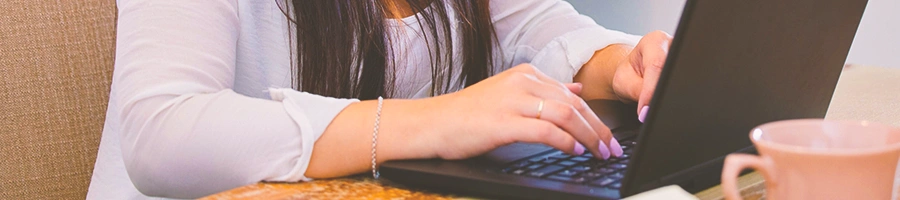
[530,27,642,83]
[266,88,359,181]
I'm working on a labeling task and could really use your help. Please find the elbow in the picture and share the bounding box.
[123,155,181,198]
[117,93,252,198]
[123,148,218,199]
[120,136,190,198]
[117,95,207,198]
[119,117,201,198]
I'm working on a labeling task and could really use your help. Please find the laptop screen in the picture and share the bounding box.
[623,0,868,194]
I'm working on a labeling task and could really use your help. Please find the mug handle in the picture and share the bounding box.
[721,153,776,200]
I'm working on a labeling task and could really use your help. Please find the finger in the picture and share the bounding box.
[538,99,605,159]
[516,75,620,158]
[570,96,620,157]
[636,47,666,123]
[646,30,674,55]
[565,82,583,95]
[634,31,672,121]
[511,65,622,158]
[505,118,581,155]
[518,98,613,159]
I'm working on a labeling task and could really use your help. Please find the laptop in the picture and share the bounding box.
[380,0,869,199]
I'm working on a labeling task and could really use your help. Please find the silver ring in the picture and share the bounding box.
[536,99,544,119]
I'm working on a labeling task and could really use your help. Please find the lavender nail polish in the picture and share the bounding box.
[597,140,611,159]
[573,142,585,155]
[639,106,650,123]
[610,138,624,157]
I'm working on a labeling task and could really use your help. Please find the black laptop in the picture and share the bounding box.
[380,0,869,199]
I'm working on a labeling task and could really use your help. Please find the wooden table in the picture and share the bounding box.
[200,173,766,200]
[203,65,898,200]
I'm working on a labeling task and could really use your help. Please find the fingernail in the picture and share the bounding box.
[610,138,624,157]
[639,106,649,123]
[573,142,585,155]
[597,140,611,159]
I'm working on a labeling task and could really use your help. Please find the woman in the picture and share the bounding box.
[87,0,672,199]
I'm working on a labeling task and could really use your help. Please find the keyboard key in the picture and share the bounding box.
[557,161,577,166]
[571,177,588,183]
[608,183,622,189]
[609,172,625,179]
[570,165,592,172]
[570,156,589,162]
[593,168,616,174]
[581,172,604,178]
[591,177,616,186]
[541,159,559,164]
[512,161,531,168]
[556,170,578,177]
[512,169,526,175]
[528,165,564,177]
[551,154,571,159]
[529,157,548,162]
[527,164,545,170]
[607,157,622,162]
[609,164,627,169]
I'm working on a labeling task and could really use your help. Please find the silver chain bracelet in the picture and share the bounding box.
[371,96,383,179]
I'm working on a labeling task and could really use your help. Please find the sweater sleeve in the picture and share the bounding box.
[113,0,356,198]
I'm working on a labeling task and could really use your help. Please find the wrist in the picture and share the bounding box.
[376,98,438,163]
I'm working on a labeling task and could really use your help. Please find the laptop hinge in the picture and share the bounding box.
[636,145,757,193]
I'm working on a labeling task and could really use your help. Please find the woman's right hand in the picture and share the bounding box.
[422,64,623,161]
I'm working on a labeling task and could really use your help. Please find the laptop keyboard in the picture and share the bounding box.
[500,140,636,189]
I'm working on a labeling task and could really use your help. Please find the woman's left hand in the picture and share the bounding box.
[611,30,673,122]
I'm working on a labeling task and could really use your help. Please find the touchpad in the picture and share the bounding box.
[587,99,640,131]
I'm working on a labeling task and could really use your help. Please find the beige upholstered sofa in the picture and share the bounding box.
[1,0,117,199]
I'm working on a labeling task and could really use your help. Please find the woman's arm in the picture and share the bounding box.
[114,0,357,198]
[490,0,672,118]
[304,99,434,178]
[306,65,617,178]
[579,31,674,118]
[490,0,641,83]
[574,44,633,101]
[489,0,640,150]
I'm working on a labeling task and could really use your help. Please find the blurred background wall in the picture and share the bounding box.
[566,0,899,68]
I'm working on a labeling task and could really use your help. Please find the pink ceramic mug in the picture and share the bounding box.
[722,119,900,200]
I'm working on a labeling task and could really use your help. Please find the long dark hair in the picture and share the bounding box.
[282,0,497,100]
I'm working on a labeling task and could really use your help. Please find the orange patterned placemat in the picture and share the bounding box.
[200,176,464,200]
